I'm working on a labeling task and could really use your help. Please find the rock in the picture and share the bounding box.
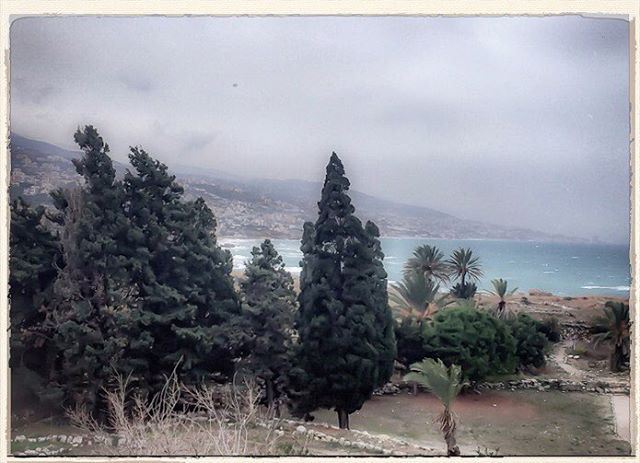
[295,425,306,434]
[14,435,26,442]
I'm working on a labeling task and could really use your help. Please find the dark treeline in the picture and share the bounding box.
[10,126,395,429]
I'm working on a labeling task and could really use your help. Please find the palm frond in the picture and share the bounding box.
[389,272,441,318]
[403,245,451,283]
[447,248,483,282]
[404,358,463,408]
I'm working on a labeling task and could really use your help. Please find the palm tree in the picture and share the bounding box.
[488,278,518,319]
[389,272,450,320]
[592,301,630,372]
[404,245,451,283]
[404,358,464,456]
[448,248,482,298]
[448,248,483,286]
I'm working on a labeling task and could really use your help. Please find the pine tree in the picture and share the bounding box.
[43,126,139,412]
[291,152,395,429]
[238,239,296,415]
[122,147,241,392]
[9,198,62,394]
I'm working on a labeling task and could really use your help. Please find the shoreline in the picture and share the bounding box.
[231,267,631,308]
[219,236,624,246]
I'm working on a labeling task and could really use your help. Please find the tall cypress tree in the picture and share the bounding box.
[291,152,395,429]
[238,239,296,415]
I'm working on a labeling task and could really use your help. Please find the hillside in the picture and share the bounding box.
[9,133,578,242]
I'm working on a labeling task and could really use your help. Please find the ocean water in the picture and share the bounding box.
[220,238,631,297]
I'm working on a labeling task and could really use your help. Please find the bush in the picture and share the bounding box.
[539,316,562,343]
[421,306,516,382]
[506,314,548,369]
[394,318,426,367]
[450,282,477,299]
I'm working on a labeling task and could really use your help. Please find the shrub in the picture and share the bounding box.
[450,282,477,299]
[539,316,561,343]
[506,314,548,369]
[394,318,426,367]
[421,306,516,382]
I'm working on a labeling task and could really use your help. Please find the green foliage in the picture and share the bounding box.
[389,271,444,319]
[403,245,450,283]
[238,239,296,409]
[121,146,241,393]
[404,358,463,408]
[21,126,241,412]
[403,358,463,456]
[9,197,62,398]
[505,314,548,369]
[592,301,630,371]
[489,278,517,300]
[450,281,478,299]
[539,316,561,343]
[421,306,516,382]
[394,318,426,367]
[489,278,518,319]
[290,153,396,427]
[41,126,138,411]
[447,248,483,286]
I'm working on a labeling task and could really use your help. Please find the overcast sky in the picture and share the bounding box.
[10,15,630,243]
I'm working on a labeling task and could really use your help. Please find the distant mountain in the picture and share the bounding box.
[8,133,582,242]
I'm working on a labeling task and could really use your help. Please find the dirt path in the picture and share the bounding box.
[611,395,630,442]
[550,341,584,378]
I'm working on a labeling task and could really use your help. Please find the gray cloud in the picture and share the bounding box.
[9,15,630,243]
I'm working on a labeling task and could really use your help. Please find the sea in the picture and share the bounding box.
[220,238,631,297]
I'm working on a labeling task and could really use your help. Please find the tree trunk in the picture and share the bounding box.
[444,432,460,456]
[497,300,505,317]
[610,347,623,372]
[412,383,418,395]
[266,379,275,407]
[337,409,350,430]
[265,379,280,417]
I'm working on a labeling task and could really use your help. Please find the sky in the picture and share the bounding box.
[10,15,630,243]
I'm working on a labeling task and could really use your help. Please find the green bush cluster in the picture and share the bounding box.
[538,316,562,343]
[395,306,549,382]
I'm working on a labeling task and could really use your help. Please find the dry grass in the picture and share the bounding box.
[67,369,288,456]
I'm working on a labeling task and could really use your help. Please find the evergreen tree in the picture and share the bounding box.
[9,198,62,396]
[43,126,140,412]
[122,147,241,392]
[238,239,296,415]
[290,152,395,430]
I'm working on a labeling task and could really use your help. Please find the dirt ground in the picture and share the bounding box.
[307,390,631,456]
[475,291,628,326]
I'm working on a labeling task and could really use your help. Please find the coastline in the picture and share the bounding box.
[231,269,627,323]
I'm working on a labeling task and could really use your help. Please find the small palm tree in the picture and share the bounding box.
[448,248,483,286]
[592,301,631,372]
[389,272,450,320]
[488,278,518,319]
[404,358,464,456]
[404,245,451,283]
